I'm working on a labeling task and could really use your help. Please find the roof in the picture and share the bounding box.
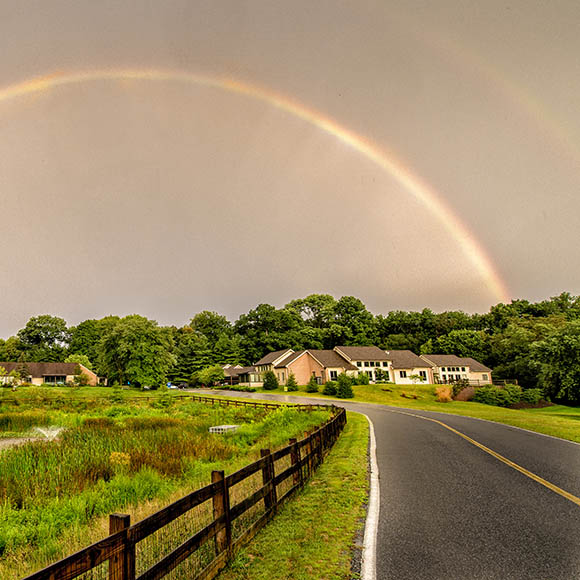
[0,362,96,377]
[386,350,431,369]
[420,354,491,372]
[333,346,390,361]
[254,349,294,366]
[275,350,358,371]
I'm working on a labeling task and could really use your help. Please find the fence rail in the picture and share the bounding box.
[21,397,347,580]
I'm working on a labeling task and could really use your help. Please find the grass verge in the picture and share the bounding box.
[219,411,369,580]
[243,384,580,444]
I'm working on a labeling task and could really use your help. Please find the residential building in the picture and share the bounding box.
[387,350,434,384]
[222,364,262,386]
[419,354,492,384]
[0,362,99,386]
[254,349,294,374]
[274,350,358,385]
[333,346,392,381]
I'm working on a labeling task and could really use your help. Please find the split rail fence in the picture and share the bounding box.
[21,396,347,580]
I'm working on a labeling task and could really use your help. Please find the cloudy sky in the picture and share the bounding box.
[1,1,579,337]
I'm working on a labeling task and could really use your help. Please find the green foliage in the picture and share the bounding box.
[64,354,92,371]
[472,385,523,407]
[322,381,337,396]
[336,373,354,399]
[17,315,69,362]
[532,320,580,404]
[285,373,299,391]
[262,370,279,391]
[197,365,225,387]
[306,376,319,393]
[520,388,543,405]
[97,315,175,387]
[355,372,370,385]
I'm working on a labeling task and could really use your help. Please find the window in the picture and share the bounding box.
[483,374,488,380]
[365,362,370,367]
[44,375,66,384]
[419,371,426,379]
[461,367,466,372]
[330,370,338,380]
[441,367,446,372]
[356,361,362,367]
[383,362,388,367]
[399,370,407,378]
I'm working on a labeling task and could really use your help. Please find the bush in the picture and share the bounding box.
[336,373,354,399]
[286,373,299,392]
[322,381,337,396]
[435,386,452,403]
[473,384,523,407]
[306,376,319,393]
[355,373,370,386]
[262,371,279,391]
[520,388,543,405]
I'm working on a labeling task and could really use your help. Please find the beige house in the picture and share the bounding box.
[386,350,434,384]
[222,364,262,386]
[333,346,391,381]
[254,349,294,374]
[419,354,492,384]
[0,362,99,386]
[274,350,358,385]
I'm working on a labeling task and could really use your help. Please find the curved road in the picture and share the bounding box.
[192,390,580,579]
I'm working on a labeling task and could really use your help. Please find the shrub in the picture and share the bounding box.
[336,373,354,399]
[262,371,279,391]
[520,388,543,405]
[356,373,370,385]
[286,373,299,392]
[473,384,523,407]
[322,381,337,396]
[306,376,319,393]
[451,380,469,398]
[435,386,452,403]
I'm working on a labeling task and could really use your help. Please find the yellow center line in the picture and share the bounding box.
[389,409,580,508]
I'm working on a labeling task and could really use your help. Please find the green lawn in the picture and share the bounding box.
[247,384,580,444]
[220,411,369,580]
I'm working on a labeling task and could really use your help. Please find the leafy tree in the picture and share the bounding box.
[336,372,354,399]
[532,321,580,404]
[190,311,232,347]
[420,329,491,363]
[17,315,69,361]
[170,327,213,380]
[306,375,319,393]
[285,373,299,391]
[285,294,337,328]
[197,365,225,387]
[97,315,174,387]
[0,336,24,361]
[65,353,93,371]
[262,370,279,390]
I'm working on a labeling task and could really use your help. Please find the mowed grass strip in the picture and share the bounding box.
[220,412,369,580]
[246,384,580,444]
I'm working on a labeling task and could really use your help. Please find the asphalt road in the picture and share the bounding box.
[191,390,580,579]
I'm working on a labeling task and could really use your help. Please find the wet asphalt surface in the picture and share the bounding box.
[190,390,580,579]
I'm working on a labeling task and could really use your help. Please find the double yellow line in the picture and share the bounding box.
[390,409,580,508]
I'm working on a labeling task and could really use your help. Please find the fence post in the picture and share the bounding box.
[109,513,133,580]
[260,448,277,513]
[211,470,232,557]
[289,438,302,487]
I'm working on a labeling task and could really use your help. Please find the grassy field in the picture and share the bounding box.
[245,383,580,444]
[220,411,369,580]
[0,387,331,579]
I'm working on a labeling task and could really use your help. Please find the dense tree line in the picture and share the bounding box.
[1,293,580,403]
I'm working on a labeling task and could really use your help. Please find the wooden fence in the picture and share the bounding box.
[21,398,347,580]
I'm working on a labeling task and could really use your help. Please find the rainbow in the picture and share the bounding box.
[0,69,510,303]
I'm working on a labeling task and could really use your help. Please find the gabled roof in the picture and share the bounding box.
[225,365,257,377]
[254,349,294,366]
[0,362,96,377]
[275,350,357,371]
[386,350,431,370]
[420,354,491,372]
[333,346,390,361]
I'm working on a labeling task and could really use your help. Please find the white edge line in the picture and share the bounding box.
[361,413,379,580]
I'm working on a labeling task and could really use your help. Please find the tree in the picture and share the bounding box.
[262,370,279,390]
[306,375,319,393]
[17,315,69,361]
[336,372,354,399]
[170,327,213,380]
[97,315,174,387]
[190,311,232,347]
[197,365,225,387]
[285,294,337,328]
[532,321,580,404]
[285,373,299,391]
[68,317,120,371]
[65,353,93,371]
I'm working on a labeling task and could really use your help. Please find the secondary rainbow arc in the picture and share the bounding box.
[0,68,510,303]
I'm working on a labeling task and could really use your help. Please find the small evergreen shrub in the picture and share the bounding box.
[322,380,337,396]
[356,373,370,385]
[520,388,543,405]
[286,373,299,391]
[306,376,319,393]
[336,373,354,399]
[262,371,279,391]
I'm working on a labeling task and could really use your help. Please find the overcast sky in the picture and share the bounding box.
[1,1,579,337]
